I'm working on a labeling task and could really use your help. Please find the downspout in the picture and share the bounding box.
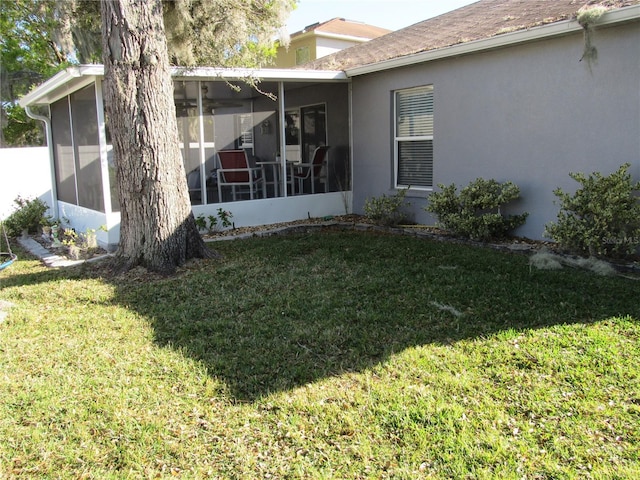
[24,105,59,220]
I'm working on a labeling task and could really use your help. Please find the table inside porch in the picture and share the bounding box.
[257,160,297,197]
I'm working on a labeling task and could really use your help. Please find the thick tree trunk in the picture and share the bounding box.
[101,0,215,274]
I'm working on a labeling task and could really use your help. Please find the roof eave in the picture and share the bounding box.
[19,65,348,107]
[173,66,348,82]
[314,31,379,43]
[345,4,640,77]
[289,30,315,42]
[19,65,104,107]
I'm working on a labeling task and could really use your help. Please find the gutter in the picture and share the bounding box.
[23,105,59,220]
[345,4,640,77]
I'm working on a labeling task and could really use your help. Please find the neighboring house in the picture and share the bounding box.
[19,0,640,249]
[274,18,391,68]
[308,0,640,240]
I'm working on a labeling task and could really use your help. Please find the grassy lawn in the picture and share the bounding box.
[1,229,638,478]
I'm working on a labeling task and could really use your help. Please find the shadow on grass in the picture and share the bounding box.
[0,247,68,289]
[110,231,639,401]
[3,230,638,402]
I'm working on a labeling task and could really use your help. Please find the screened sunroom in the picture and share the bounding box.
[20,65,352,251]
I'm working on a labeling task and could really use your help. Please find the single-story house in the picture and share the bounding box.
[309,0,640,240]
[19,0,640,250]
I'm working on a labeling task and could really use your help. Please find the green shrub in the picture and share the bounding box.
[544,163,640,258]
[195,208,234,233]
[363,189,411,226]
[194,214,208,232]
[3,196,52,237]
[426,178,528,241]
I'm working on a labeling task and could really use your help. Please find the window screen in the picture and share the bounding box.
[50,98,77,205]
[395,85,434,188]
[50,86,105,211]
[70,85,104,212]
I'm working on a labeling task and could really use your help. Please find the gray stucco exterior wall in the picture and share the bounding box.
[350,21,640,240]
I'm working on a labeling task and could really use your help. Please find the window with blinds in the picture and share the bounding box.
[394,85,434,188]
[236,113,254,150]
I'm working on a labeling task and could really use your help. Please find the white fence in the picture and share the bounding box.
[0,147,52,220]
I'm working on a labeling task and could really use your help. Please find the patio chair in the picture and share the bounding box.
[186,167,202,204]
[217,150,266,202]
[289,145,330,195]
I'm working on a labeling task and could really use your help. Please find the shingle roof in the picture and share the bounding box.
[303,0,640,71]
[291,17,392,40]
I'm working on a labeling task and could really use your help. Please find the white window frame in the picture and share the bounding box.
[236,113,254,151]
[393,85,434,190]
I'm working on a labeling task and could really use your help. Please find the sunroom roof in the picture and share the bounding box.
[19,65,348,107]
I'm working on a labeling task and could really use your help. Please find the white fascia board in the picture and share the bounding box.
[19,64,347,107]
[292,28,379,43]
[314,32,372,43]
[346,4,640,77]
[172,66,348,82]
[19,64,103,107]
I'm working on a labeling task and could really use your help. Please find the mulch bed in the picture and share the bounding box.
[18,215,640,277]
[204,214,639,274]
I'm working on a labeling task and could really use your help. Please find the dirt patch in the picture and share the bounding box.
[202,214,363,239]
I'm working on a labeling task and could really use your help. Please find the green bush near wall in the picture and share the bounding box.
[3,196,51,237]
[364,189,411,227]
[545,163,640,258]
[426,178,528,241]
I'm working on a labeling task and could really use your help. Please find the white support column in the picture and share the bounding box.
[278,82,288,197]
[197,81,207,204]
[95,79,112,214]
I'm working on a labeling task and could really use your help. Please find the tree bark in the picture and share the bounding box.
[101,0,215,274]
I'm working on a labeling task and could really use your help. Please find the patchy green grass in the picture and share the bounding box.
[1,230,638,478]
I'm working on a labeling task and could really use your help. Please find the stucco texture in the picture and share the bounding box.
[350,22,640,240]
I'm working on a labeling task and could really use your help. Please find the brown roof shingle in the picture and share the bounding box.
[304,0,640,71]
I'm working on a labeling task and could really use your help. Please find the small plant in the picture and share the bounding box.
[333,156,351,215]
[196,209,234,233]
[215,208,234,229]
[53,225,102,260]
[3,196,52,237]
[363,189,411,226]
[194,215,208,232]
[426,178,528,241]
[60,228,79,247]
[544,163,640,258]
